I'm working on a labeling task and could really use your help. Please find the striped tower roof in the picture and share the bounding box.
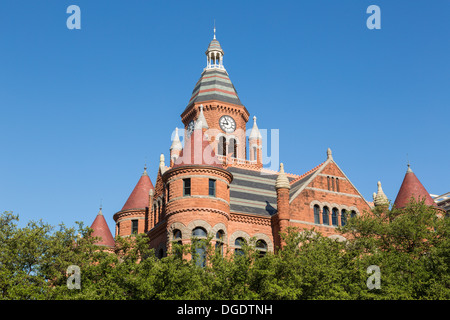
[186,69,243,108]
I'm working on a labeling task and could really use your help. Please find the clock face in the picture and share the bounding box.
[219,115,236,133]
[186,120,195,136]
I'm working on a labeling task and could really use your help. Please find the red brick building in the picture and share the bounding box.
[95,29,377,254]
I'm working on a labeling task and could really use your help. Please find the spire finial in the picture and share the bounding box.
[407,163,413,173]
[98,199,103,215]
[373,181,389,207]
[327,148,333,160]
[275,162,291,190]
[159,153,165,173]
[213,20,216,39]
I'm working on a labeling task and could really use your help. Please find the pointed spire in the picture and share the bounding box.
[159,153,166,173]
[170,127,183,151]
[394,164,437,209]
[142,163,148,176]
[275,163,291,190]
[121,168,155,211]
[249,116,262,140]
[196,105,209,129]
[373,181,389,207]
[90,207,115,247]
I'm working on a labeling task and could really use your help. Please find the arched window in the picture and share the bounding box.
[158,200,162,222]
[234,237,246,255]
[229,138,237,158]
[322,206,330,225]
[351,210,357,218]
[192,227,207,267]
[341,209,347,226]
[332,177,335,191]
[336,178,340,192]
[253,146,257,161]
[153,204,157,225]
[173,229,182,243]
[173,229,183,258]
[332,208,339,226]
[327,176,331,190]
[218,136,226,156]
[314,205,320,224]
[256,240,268,257]
[215,230,224,255]
[192,227,207,238]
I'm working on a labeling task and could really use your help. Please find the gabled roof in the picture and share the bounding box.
[90,208,115,247]
[121,168,154,211]
[172,126,222,169]
[288,149,371,208]
[393,165,438,209]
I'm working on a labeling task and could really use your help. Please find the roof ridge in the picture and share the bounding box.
[289,161,327,185]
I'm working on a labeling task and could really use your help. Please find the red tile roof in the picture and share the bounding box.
[90,210,115,247]
[394,166,437,209]
[121,171,154,211]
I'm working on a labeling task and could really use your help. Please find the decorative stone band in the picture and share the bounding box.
[113,208,147,222]
[229,212,272,227]
[167,195,229,206]
[162,166,233,184]
[164,207,230,220]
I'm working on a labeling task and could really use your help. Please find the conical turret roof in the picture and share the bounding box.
[394,165,437,209]
[90,208,115,247]
[121,167,154,211]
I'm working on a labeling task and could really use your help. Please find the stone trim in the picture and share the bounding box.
[230,212,272,226]
[304,187,361,198]
[165,207,230,220]
[167,174,230,186]
[168,195,229,206]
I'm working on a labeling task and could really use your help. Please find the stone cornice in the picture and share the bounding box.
[165,207,230,220]
[162,165,233,183]
[229,212,272,226]
[113,208,147,222]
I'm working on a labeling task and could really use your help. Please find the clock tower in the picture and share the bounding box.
[180,27,250,162]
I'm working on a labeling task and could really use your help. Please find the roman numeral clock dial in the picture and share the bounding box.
[219,115,236,133]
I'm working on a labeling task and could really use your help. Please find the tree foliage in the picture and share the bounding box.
[0,199,449,300]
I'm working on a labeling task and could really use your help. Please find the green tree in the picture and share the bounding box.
[339,199,450,299]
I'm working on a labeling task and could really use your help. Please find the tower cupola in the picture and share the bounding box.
[205,26,225,71]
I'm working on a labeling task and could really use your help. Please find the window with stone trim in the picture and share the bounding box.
[192,227,207,267]
[234,237,246,256]
[256,240,267,257]
[322,206,330,225]
[314,205,320,224]
[209,179,216,197]
[131,219,138,234]
[215,230,224,256]
[341,209,347,226]
[229,138,237,158]
[183,178,191,196]
[218,136,226,156]
[332,208,339,226]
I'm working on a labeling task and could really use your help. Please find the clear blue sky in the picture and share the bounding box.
[1,0,449,233]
